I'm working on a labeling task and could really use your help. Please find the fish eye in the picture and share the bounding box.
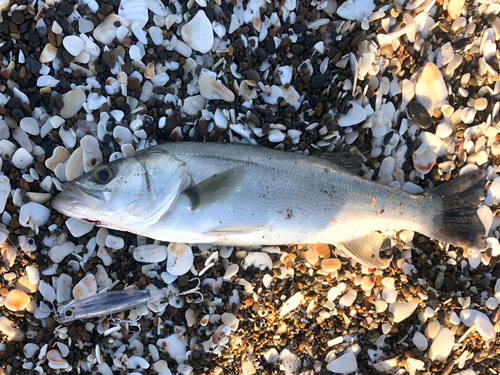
[65,310,73,317]
[93,165,115,184]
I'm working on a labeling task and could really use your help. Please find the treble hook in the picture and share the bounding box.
[177,278,204,303]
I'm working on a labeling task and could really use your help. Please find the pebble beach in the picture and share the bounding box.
[0,0,499,373]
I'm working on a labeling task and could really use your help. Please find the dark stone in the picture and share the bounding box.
[266,38,276,54]
[11,109,24,122]
[11,10,25,24]
[290,44,304,54]
[29,33,40,47]
[6,97,22,110]
[293,23,303,34]
[407,101,432,129]
[0,39,13,53]
[246,69,259,81]
[57,1,74,17]
[29,94,42,109]
[311,74,327,89]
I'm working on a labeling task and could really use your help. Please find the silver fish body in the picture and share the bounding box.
[52,142,487,267]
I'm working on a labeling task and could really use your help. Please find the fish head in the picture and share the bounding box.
[52,150,189,230]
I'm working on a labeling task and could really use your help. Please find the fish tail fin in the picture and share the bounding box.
[427,169,488,250]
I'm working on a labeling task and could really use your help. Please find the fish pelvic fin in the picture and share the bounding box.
[185,166,245,209]
[336,232,391,269]
[427,169,487,251]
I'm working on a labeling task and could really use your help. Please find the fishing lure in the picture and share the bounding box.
[55,279,203,324]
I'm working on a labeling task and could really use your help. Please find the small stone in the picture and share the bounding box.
[425,320,441,339]
[407,101,432,129]
[321,258,341,272]
[5,289,30,311]
[304,249,319,265]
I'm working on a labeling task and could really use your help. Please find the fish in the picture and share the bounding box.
[52,142,488,268]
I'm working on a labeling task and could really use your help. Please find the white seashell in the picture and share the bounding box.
[40,44,57,63]
[79,17,95,33]
[412,148,436,174]
[127,356,150,370]
[133,244,168,263]
[93,14,131,45]
[173,40,193,58]
[72,274,97,300]
[149,26,163,45]
[105,234,124,249]
[116,25,129,43]
[239,80,258,101]
[277,66,292,85]
[242,252,273,271]
[181,10,214,54]
[87,93,107,110]
[63,36,85,57]
[415,63,448,115]
[113,126,134,145]
[338,101,367,127]
[145,0,168,15]
[47,349,64,364]
[280,292,302,316]
[59,127,77,149]
[66,147,84,181]
[336,0,375,21]
[48,242,75,264]
[389,300,419,323]
[447,0,466,19]
[166,243,194,276]
[118,0,148,28]
[199,73,235,102]
[12,148,34,170]
[60,89,87,119]
[66,218,94,238]
[25,265,40,285]
[19,117,40,135]
[0,175,10,213]
[183,95,206,115]
[129,45,142,61]
[428,327,454,362]
[74,50,90,64]
[39,280,56,302]
[37,75,60,87]
[436,42,454,68]
[45,146,70,171]
[326,353,358,373]
[131,22,147,44]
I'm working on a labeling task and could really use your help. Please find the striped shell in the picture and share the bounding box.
[118,0,148,28]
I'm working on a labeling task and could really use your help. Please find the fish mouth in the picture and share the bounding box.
[52,183,104,215]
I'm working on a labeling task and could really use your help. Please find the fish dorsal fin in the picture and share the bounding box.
[321,152,363,175]
[335,231,390,269]
[185,167,245,210]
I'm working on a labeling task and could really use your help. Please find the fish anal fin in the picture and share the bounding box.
[321,152,363,175]
[335,232,390,269]
[185,167,245,209]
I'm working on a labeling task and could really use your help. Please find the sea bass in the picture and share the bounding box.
[52,142,487,268]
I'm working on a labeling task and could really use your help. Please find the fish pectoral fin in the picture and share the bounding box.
[185,167,245,210]
[335,232,390,269]
[321,152,363,175]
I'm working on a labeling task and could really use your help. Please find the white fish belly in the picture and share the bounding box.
[137,143,432,246]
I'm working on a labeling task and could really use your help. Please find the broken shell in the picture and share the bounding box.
[47,349,64,364]
[199,74,235,102]
[60,89,87,119]
[63,36,85,57]
[166,243,194,276]
[415,63,448,115]
[5,289,30,311]
[72,274,97,300]
[40,44,57,63]
[181,10,214,54]
[118,0,148,28]
[93,14,131,45]
[183,95,206,115]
